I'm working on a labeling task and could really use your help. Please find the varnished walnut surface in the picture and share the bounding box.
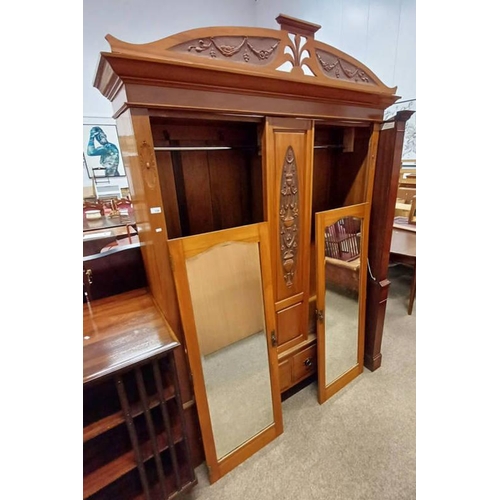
[83,288,179,384]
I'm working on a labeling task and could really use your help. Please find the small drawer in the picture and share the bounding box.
[292,345,317,382]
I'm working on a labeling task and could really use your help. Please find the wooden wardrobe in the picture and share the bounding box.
[93,13,411,484]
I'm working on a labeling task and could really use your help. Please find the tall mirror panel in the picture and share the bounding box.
[185,241,273,460]
[169,223,283,483]
[316,205,368,404]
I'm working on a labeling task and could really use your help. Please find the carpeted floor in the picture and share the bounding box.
[186,264,416,499]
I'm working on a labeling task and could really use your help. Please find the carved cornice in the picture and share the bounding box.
[279,146,299,288]
[98,18,397,100]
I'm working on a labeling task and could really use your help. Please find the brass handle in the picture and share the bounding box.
[271,330,277,347]
[304,358,313,369]
[316,309,324,323]
[85,269,93,285]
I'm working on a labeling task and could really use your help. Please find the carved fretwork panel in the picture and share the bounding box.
[171,36,281,66]
[278,33,318,76]
[316,49,375,85]
[280,146,300,288]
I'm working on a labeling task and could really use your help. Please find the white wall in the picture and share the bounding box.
[255,0,416,101]
[83,0,415,117]
[83,0,415,189]
[83,0,257,118]
[83,0,257,190]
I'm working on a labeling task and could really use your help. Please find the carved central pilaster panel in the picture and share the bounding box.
[279,146,299,288]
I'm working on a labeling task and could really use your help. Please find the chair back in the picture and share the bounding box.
[324,217,361,262]
[83,200,104,219]
[115,198,134,216]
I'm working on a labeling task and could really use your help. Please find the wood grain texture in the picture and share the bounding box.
[168,222,282,484]
[97,22,396,97]
[115,109,183,341]
[315,204,368,404]
[277,303,303,345]
[94,16,401,123]
[365,111,413,371]
[264,118,314,353]
[83,288,179,384]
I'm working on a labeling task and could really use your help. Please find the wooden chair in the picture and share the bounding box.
[324,217,360,262]
[83,200,104,218]
[115,198,133,215]
[115,198,136,243]
[408,195,416,225]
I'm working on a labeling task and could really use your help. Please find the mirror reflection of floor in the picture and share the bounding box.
[201,331,274,459]
[325,285,359,384]
[188,268,416,499]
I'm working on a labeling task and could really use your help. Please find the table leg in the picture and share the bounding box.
[408,264,416,315]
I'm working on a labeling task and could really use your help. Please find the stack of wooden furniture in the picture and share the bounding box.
[395,165,416,220]
[83,290,198,499]
[86,13,412,490]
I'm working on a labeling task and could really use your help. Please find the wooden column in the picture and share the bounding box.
[364,110,414,371]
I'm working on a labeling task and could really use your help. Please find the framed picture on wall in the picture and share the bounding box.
[83,124,126,178]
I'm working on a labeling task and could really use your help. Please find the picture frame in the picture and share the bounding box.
[83,123,126,178]
[83,152,92,179]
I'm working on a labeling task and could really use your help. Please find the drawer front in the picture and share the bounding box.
[292,345,317,382]
[279,359,292,392]
[277,302,303,346]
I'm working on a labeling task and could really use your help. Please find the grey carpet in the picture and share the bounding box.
[186,264,416,499]
[201,331,273,459]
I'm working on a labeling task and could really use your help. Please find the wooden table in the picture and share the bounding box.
[83,213,136,232]
[83,213,137,256]
[390,225,416,315]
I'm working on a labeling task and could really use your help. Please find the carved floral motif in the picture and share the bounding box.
[279,146,300,288]
[316,51,373,84]
[139,141,157,189]
[247,40,280,60]
[188,37,247,57]
[178,36,279,64]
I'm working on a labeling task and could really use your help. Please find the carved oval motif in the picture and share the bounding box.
[139,141,158,190]
[279,146,299,288]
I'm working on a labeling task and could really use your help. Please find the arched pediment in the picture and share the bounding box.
[103,14,397,97]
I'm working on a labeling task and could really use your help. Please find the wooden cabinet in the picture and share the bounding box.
[91,13,411,480]
[83,289,197,499]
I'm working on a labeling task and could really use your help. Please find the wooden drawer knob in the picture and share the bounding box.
[304,358,313,369]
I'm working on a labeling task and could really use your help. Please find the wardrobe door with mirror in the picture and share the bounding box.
[168,223,283,483]
[315,204,369,404]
